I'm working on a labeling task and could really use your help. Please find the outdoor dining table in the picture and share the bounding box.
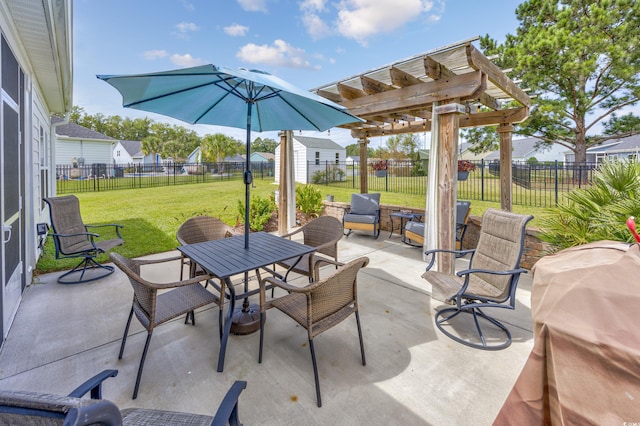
[494,240,640,425]
[178,231,316,373]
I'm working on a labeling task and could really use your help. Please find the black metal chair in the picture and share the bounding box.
[0,369,247,425]
[343,193,381,238]
[44,195,124,284]
[422,208,533,350]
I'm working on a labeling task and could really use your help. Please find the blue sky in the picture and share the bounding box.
[74,0,523,147]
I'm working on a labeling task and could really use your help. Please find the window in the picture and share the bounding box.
[315,151,320,165]
[335,152,340,165]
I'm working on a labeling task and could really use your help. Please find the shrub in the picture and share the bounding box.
[237,194,276,232]
[311,166,346,184]
[296,184,323,217]
[539,159,640,251]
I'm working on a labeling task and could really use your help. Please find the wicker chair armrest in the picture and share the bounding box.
[424,248,475,270]
[68,369,118,399]
[279,226,304,240]
[150,274,216,290]
[260,276,307,293]
[312,257,344,275]
[210,380,247,426]
[133,255,184,266]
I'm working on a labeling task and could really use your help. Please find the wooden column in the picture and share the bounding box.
[497,124,514,212]
[278,131,289,235]
[358,137,369,193]
[434,102,465,274]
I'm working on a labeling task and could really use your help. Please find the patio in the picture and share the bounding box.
[0,232,533,425]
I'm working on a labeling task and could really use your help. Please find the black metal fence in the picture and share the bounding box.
[56,159,597,208]
[55,161,275,194]
[309,159,598,208]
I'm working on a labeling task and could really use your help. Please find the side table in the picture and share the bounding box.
[389,211,423,239]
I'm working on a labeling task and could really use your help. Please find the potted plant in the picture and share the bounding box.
[372,160,388,177]
[457,160,476,181]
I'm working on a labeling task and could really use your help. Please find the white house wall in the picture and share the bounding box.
[56,139,114,165]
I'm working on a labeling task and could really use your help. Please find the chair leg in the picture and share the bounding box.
[434,305,513,350]
[119,307,134,359]
[132,332,153,399]
[57,257,114,284]
[258,312,265,363]
[355,311,366,366]
[308,339,322,407]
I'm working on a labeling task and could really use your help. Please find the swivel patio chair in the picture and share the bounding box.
[405,200,471,250]
[277,216,344,282]
[0,369,247,425]
[44,195,124,284]
[343,193,381,238]
[110,252,220,399]
[258,257,369,407]
[422,208,532,350]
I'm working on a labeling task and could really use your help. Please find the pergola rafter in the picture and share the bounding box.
[308,38,531,274]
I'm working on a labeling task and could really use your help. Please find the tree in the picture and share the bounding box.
[384,134,419,159]
[201,133,243,163]
[141,135,163,164]
[603,113,640,136]
[251,137,278,154]
[481,0,640,163]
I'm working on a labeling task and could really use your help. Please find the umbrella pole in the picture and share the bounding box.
[231,100,261,335]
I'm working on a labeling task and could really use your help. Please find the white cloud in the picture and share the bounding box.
[176,22,200,33]
[142,50,169,60]
[170,53,207,67]
[237,0,268,12]
[236,39,313,69]
[181,0,195,11]
[300,0,326,12]
[302,13,331,39]
[224,24,250,37]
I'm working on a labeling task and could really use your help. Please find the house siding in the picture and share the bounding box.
[55,139,114,166]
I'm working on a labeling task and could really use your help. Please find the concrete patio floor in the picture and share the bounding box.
[0,232,534,425]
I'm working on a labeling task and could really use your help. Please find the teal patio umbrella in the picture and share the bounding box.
[98,65,363,248]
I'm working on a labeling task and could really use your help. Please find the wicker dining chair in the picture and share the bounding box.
[422,208,533,350]
[176,216,236,279]
[110,252,220,399]
[277,216,344,282]
[44,195,124,284]
[0,369,247,425]
[258,256,369,407]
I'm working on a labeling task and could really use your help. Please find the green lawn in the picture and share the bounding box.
[36,179,546,274]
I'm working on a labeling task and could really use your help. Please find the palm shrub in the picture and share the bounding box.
[237,194,276,232]
[539,160,640,251]
[296,184,323,217]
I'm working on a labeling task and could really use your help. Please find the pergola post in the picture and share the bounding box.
[358,137,369,193]
[433,102,465,274]
[278,130,295,235]
[497,124,514,212]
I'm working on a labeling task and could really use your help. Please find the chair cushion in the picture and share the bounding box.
[405,221,424,234]
[344,213,377,224]
[349,193,380,215]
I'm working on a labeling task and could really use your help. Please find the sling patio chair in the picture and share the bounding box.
[343,193,381,238]
[111,252,221,399]
[258,257,369,407]
[0,369,247,425]
[44,195,124,284]
[276,215,344,282]
[422,208,533,350]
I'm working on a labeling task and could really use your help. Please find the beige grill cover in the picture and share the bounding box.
[495,240,640,425]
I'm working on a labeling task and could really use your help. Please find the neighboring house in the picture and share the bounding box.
[346,156,360,166]
[0,1,72,344]
[274,136,346,184]
[53,116,115,167]
[458,142,493,161]
[484,137,566,163]
[113,140,162,166]
[250,152,274,163]
[566,133,640,163]
[187,147,245,163]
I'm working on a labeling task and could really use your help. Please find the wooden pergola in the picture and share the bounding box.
[310,38,531,273]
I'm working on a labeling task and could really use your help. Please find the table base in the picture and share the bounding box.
[230,303,261,335]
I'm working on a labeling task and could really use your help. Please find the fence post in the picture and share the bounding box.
[554,160,559,205]
[481,159,485,201]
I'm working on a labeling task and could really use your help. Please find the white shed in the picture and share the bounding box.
[275,136,346,184]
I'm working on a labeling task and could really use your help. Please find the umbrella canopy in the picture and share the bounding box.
[98,65,363,247]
